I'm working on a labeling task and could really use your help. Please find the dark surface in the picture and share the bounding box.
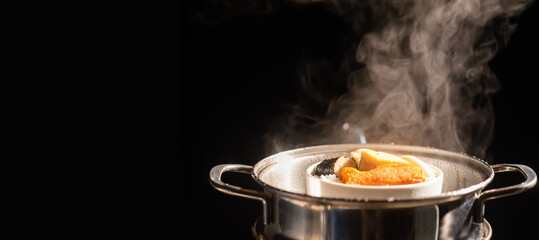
[180,1,538,239]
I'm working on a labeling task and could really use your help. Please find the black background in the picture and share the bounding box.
[180,1,538,239]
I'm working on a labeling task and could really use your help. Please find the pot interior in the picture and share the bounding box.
[254,144,493,199]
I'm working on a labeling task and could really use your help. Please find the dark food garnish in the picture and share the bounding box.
[313,158,338,176]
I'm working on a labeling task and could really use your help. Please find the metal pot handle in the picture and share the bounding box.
[209,164,269,224]
[478,164,537,202]
[474,164,537,223]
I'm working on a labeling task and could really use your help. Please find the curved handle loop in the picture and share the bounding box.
[209,164,269,224]
[474,164,536,223]
[478,164,537,202]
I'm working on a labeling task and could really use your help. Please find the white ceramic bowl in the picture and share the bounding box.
[305,162,444,200]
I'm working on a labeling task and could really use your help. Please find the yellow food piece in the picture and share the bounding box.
[351,149,410,171]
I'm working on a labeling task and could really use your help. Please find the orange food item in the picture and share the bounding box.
[341,164,426,186]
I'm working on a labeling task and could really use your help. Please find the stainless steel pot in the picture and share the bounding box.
[209,144,536,240]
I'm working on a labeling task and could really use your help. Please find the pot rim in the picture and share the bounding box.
[251,144,495,208]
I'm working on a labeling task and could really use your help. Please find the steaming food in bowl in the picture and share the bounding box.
[306,149,443,200]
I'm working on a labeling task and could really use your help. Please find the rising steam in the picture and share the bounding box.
[267,0,533,158]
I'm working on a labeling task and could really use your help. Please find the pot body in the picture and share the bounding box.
[261,188,479,240]
[210,144,536,240]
